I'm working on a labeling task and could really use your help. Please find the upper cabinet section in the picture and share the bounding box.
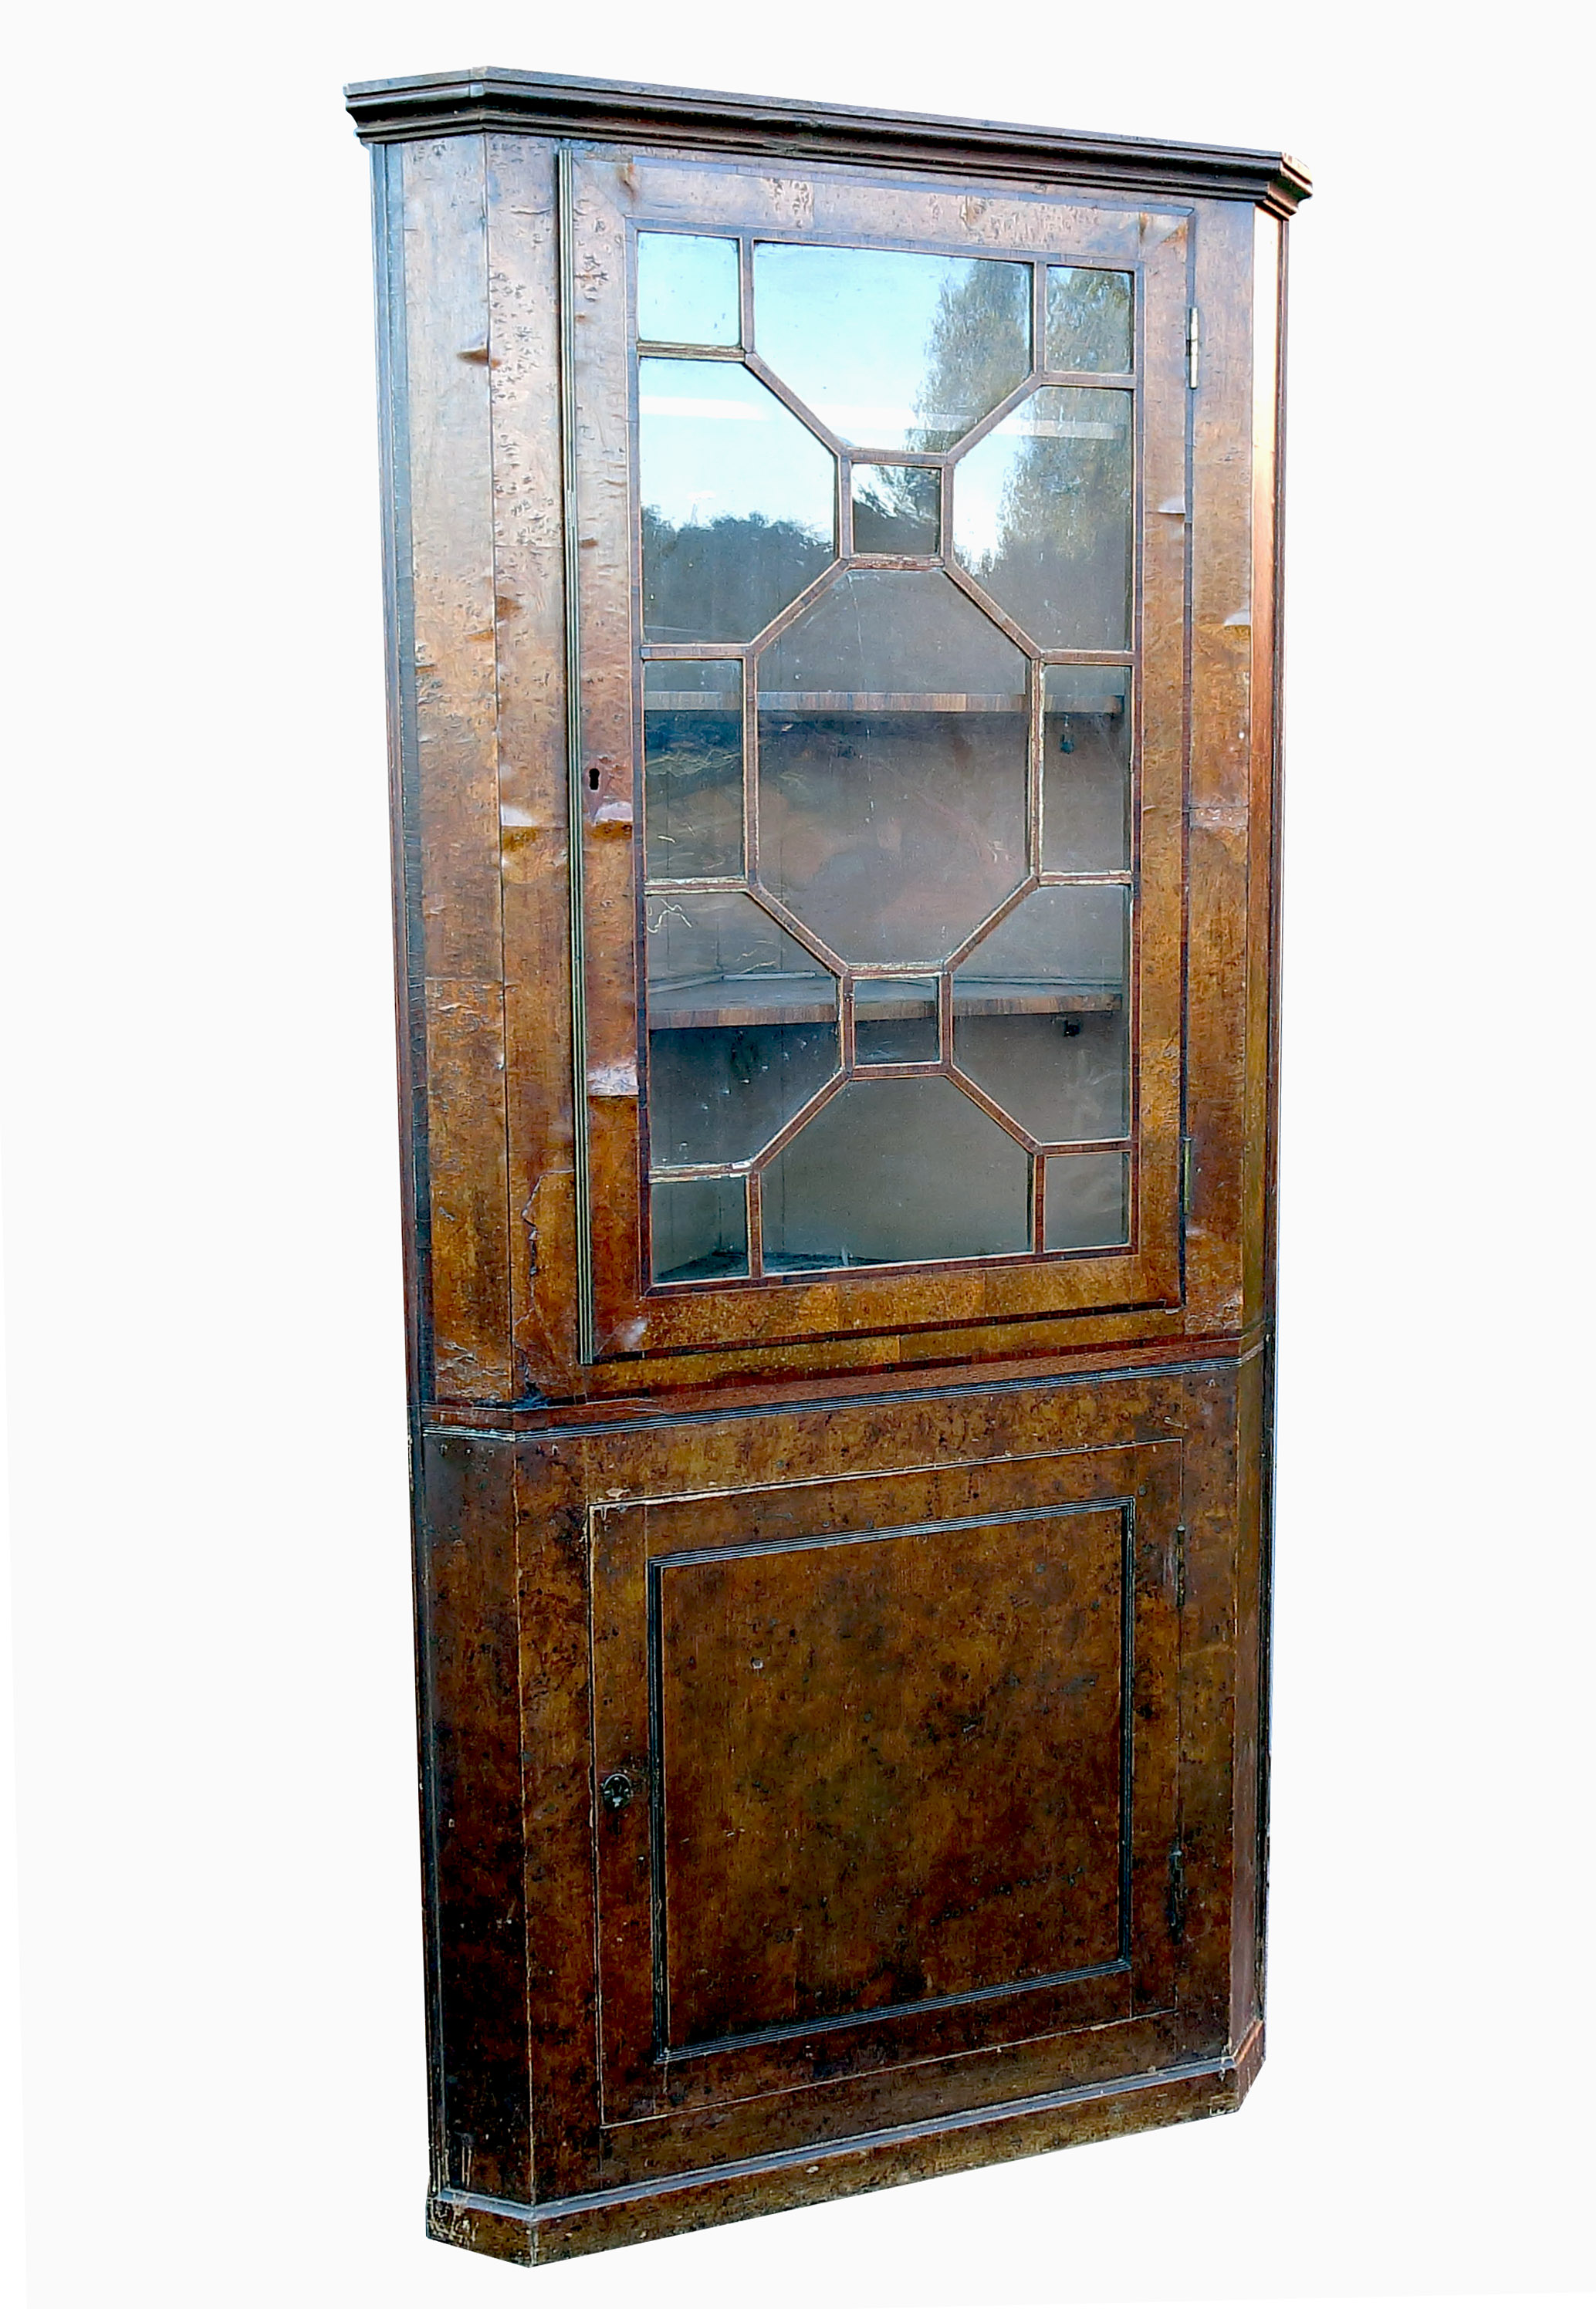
[352,81,1304,1400]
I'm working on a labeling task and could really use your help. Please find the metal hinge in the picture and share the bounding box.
[1180,1133,1195,1215]
[1173,1523,1187,1610]
[1186,306,1200,389]
[1166,1842,1189,1941]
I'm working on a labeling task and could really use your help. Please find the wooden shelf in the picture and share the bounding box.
[644,691,1125,715]
[759,691,1027,715]
[649,972,1121,1030]
[950,978,1121,1018]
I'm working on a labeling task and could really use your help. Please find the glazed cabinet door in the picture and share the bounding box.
[564,150,1193,1362]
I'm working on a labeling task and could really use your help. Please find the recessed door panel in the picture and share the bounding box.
[590,1441,1181,2122]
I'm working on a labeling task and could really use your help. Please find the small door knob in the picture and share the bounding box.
[600,1771,634,1813]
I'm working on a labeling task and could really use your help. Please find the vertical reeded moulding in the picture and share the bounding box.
[348,65,1308,2267]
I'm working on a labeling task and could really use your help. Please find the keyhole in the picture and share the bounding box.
[587,765,600,790]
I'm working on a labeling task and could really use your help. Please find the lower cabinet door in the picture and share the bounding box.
[587,1438,1182,2129]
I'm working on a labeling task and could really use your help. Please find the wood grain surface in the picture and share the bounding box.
[361,89,1299,2261]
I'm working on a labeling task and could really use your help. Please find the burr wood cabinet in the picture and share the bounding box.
[346,65,1309,2265]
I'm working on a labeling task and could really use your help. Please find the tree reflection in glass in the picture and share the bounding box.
[952,387,1132,649]
[752,244,1030,450]
[851,462,940,555]
[639,357,835,642]
[644,660,743,881]
[1045,268,1133,374]
[634,235,1145,1283]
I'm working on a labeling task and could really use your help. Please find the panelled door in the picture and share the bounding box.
[564,148,1193,1364]
[586,1436,1184,2131]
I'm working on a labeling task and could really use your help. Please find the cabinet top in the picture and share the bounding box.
[343,66,1311,217]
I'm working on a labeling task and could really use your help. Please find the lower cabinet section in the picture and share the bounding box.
[417,1350,1270,2260]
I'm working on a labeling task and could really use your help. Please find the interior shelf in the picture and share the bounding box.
[644,691,1124,715]
[649,972,1122,1031]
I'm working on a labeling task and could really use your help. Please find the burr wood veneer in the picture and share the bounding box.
[347,64,1308,2263]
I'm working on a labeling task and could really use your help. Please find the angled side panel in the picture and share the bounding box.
[1185,200,1257,1337]
[400,134,514,1401]
[1242,203,1288,2036]
[370,139,431,1408]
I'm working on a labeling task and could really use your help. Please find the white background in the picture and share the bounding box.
[2,4,1591,2306]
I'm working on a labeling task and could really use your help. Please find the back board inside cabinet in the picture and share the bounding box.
[345,64,1308,2265]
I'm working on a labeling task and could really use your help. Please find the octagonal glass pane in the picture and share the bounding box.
[952,387,1132,649]
[752,244,1030,451]
[953,887,1129,1144]
[640,358,836,642]
[757,571,1028,966]
[762,1077,1029,1271]
[647,890,838,1165]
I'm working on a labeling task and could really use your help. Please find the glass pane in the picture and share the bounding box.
[757,571,1027,965]
[631,237,1150,1287]
[644,660,743,881]
[753,244,1030,451]
[1046,268,1133,374]
[637,232,741,347]
[952,387,1132,649]
[854,976,939,1064]
[1043,1152,1129,1251]
[1043,666,1130,873]
[652,1175,749,1283]
[762,1077,1029,1269]
[640,357,835,642]
[647,889,838,1165]
[953,887,1129,1144]
[851,462,940,554]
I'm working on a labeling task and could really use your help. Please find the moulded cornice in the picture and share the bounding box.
[343,66,1313,218]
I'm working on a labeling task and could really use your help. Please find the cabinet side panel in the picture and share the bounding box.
[1246,209,1283,1333]
[1185,201,1256,1337]
[1230,1342,1266,2044]
[1168,1364,1239,2040]
[370,143,431,1405]
[1235,209,1284,2042]
[1254,205,1290,2021]
[402,135,514,1399]
[487,135,582,1398]
[420,1432,530,2202]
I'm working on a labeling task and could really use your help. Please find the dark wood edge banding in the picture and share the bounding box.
[431,2047,1236,2228]
[420,1337,1263,1442]
[344,68,1312,216]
